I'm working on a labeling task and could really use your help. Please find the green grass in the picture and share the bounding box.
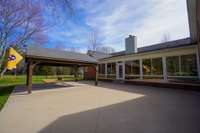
[0,86,14,111]
[0,75,43,86]
[0,75,83,111]
[0,75,83,86]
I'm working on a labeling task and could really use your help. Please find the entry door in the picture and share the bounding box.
[117,63,124,80]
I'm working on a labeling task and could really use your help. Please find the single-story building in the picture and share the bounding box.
[84,0,200,82]
[25,0,200,93]
[92,36,199,81]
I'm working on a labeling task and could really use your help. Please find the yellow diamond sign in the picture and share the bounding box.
[6,47,23,70]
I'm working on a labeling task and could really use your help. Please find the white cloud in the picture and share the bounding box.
[76,0,190,51]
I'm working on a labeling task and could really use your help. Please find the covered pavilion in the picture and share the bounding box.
[25,48,98,93]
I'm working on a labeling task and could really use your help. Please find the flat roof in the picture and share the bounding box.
[101,38,196,59]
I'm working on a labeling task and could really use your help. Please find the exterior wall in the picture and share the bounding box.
[99,45,196,63]
[98,45,199,80]
[84,66,96,80]
[187,0,197,41]
[197,0,200,79]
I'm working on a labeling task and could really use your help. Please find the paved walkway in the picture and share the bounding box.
[0,81,200,133]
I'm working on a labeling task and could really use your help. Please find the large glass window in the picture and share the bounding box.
[98,64,101,74]
[181,54,197,76]
[166,54,197,77]
[132,60,140,75]
[125,60,139,75]
[166,56,179,76]
[152,58,163,75]
[142,59,151,75]
[107,62,116,79]
[107,63,111,74]
[125,61,131,75]
[107,63,116,74]
[98,64,105,75]
[111,63,116,74]
[142,58,163,79]
[125,60,140,79]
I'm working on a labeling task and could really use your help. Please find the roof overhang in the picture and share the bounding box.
[25,55,97,67]
[25,47,97,66]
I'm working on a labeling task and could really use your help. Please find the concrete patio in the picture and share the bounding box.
[0,81,200,133]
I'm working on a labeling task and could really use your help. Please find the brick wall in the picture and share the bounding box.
[84,66,96,80]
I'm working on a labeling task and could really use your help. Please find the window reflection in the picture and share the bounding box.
[152,58,163,75]
[107,62,116,79]
[142,59,151,75]
[181,54,197,76]
[166,54,197,78]
[166,56,179,76]
[125,60,140,79]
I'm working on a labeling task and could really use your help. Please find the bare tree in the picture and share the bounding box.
[0,0,73,77]
[88,31,101,51]
[96,46,115,54]
[161,33,171,43]
[44,0,74,16]
[88,31,114,54]
[0,0,46,74]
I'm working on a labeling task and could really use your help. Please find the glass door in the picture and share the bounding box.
[117,63,124,80]
[119,64,123,79]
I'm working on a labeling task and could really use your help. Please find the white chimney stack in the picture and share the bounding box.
[125,35,137,54]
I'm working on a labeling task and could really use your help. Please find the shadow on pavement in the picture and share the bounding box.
[13,83,74,94]
[38,92,200,133]
[36,81,200,133]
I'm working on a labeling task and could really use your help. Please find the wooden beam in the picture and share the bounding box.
[26,63,29,86]
[27,61,33,94]
[25,57,97,66]
[26,60,39,94]
[95,65,98,86]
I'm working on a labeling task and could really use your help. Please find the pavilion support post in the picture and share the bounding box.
[95,65,98,86]
[26,60,39,94]
[26,63,30,86]
[27,61,33,94]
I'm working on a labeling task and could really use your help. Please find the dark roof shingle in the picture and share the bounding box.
[26,47,97,63]
[108,38,195,58]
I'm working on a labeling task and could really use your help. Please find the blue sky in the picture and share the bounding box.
[43,0,190,53]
